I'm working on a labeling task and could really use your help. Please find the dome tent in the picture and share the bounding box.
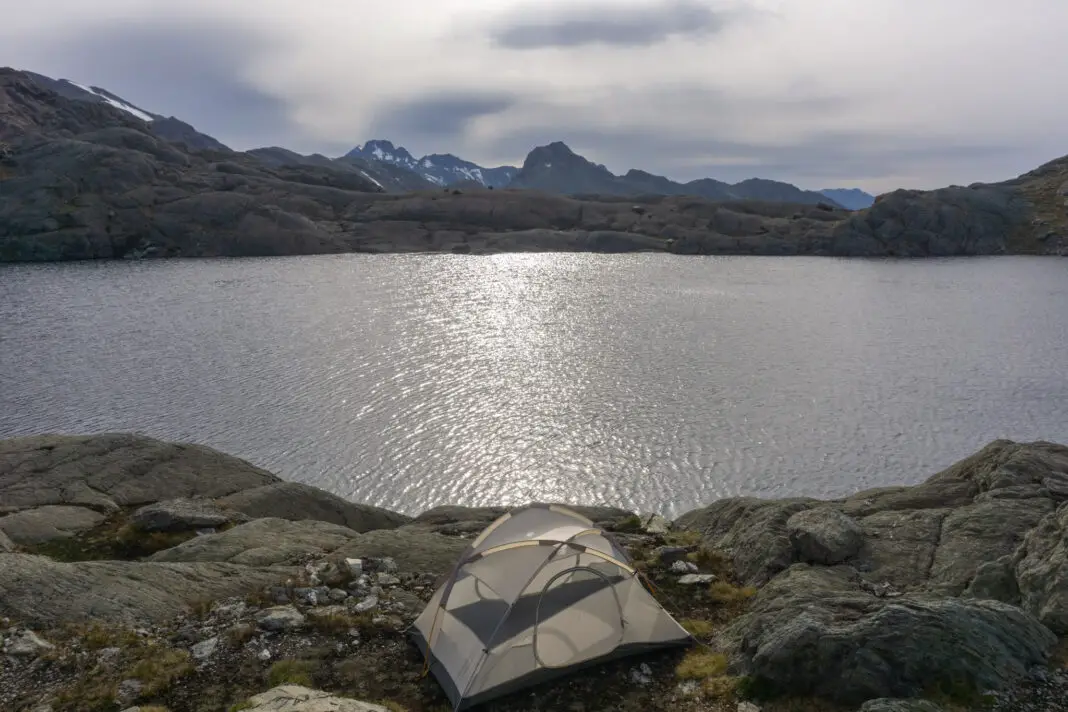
[410,503,693,709]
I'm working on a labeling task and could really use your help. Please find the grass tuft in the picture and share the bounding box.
[680,619,715,638]
[128,647,194,696]
[675,650,728,680]
[267,659,317,687]
[708,581,758,605]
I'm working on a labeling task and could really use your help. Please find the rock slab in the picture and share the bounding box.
[243,684,390,711]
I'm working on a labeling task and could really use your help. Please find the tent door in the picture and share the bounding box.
[532,566,624,669]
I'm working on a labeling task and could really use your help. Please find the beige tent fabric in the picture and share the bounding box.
[411,504,692,709]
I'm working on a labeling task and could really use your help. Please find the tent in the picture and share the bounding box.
[410,503,693,709]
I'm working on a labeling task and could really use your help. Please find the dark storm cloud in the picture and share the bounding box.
[18,18,296,149]
[368,91,518,141]
[492,0,738,49]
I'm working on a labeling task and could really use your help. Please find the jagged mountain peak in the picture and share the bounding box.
[346,140,517,188]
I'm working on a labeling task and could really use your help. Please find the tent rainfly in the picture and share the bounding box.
[410,504,693,709]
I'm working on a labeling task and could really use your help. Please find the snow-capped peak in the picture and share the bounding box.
[344,140,518,189]
[66,81,154,122]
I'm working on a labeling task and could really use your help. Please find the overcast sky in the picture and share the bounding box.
[4,0,1067,193]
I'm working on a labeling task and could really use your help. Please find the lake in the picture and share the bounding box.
[1,254,1066,518]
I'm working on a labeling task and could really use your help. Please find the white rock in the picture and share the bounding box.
[354,595,378,613]
[678,573,717,585]
[215,601,248,619]
[676,680,700,696]
[191,636,219,661]
[737,702,762,712]
[258,647,273,661]
[640,512,671,534]
[241,685,391,710]
[344,558,364,576]
[115,679,143,706]
[256,605,306,632]
[670,560,699,574]
[6,629,54,657]
[376,573,400,586]
[99,646,122,664]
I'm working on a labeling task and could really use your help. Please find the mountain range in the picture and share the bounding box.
[14,71,874,208]
[8,65,1059,264]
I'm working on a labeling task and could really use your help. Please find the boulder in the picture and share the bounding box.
[858,701,945,712]
[333,529,469,574]
[720,565,1056,705]
[0,528,14,552]
[130,497,250,532]
[256,605,306,632]
[217,481,409,532]
[674,498,815,585]
[0,553,293,626]
[3,629,55,657]
[787,507,864,565]
[0,505,106,545]
[927,498,1053,595]
[853,509,949,589]
[1015,502,1068,634]
[149,518,362,566]
[0,433,278,514]
[241,685,389,711]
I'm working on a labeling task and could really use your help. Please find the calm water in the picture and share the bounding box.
[1,254,1066,518]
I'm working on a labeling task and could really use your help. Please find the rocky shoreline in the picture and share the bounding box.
[1,433,1067,712]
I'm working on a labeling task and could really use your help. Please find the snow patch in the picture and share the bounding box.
[69,81,154,122]
[422,158,434,168]
[358,170,384,189]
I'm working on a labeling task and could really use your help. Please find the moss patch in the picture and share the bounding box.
[28,510,202,562]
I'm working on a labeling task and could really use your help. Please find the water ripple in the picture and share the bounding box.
[2,254,1067,518]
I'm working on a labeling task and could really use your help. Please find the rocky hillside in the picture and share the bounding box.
[509,142,842,206]
[1,67,1067,260]
[1,433,1067,712]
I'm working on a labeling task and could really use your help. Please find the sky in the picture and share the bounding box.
[3,0,1068,193]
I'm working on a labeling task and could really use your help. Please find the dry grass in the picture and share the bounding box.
[68,621,141,650]
[128,647,194,696]
[52,640,192,711]
[675,650,728,680]
[701,675,738,699]
[375,701,409,712]
[708,581,758,605]
[686,547,731,573]
[663,530,703,547]
[679,619,715,638]
[309,611,366,636]
[267,659,318,687]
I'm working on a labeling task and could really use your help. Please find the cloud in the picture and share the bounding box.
[3,0,1068,193]
[6,15,298,149]
[490,0,742,49]
[368,91,518,143]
